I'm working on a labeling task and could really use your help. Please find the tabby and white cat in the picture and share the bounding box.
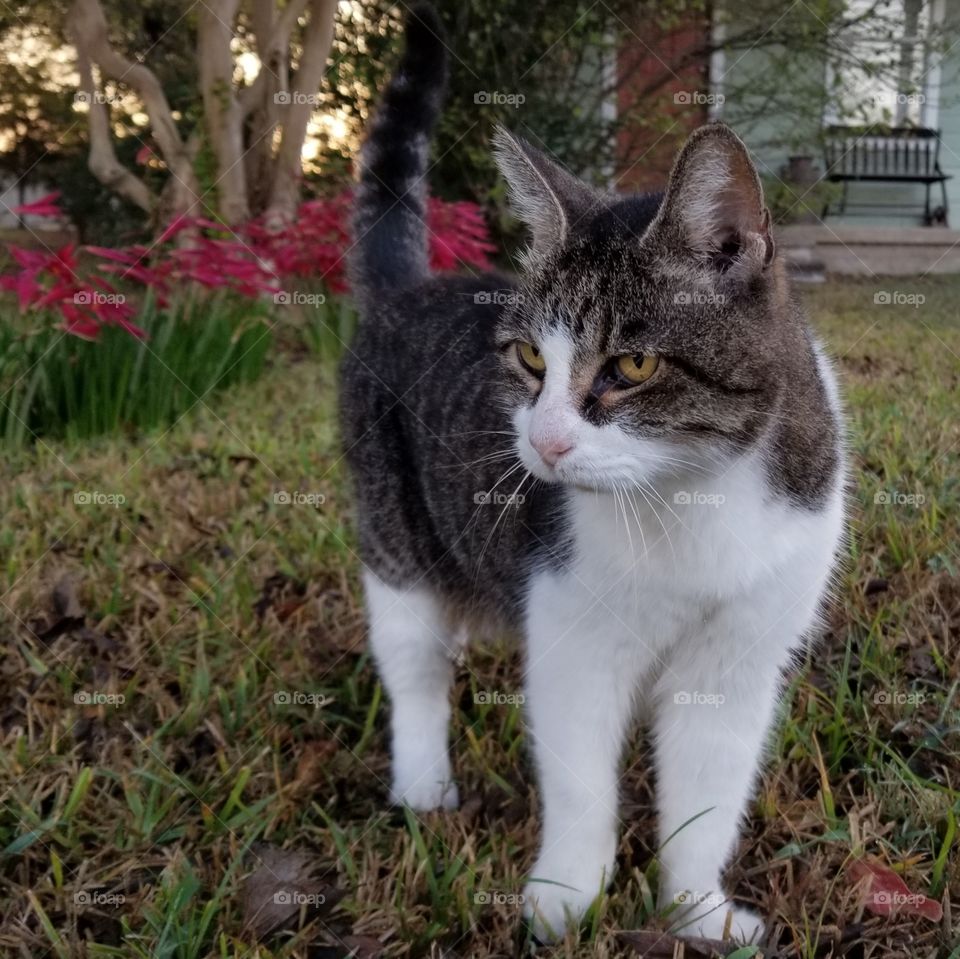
[340,6,846,943]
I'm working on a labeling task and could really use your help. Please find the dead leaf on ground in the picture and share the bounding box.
[34,573,86,641]
[242,843,343,939]
[848,858,943,922]
[291,739,338,793]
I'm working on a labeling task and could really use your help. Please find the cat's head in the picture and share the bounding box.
[492,122,789,491]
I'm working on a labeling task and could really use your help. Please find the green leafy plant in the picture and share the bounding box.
[0,291,272,445]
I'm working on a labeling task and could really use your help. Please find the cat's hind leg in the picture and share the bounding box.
[363,570,459,811]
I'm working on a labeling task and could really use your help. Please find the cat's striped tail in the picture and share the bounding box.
[349,5,447,303]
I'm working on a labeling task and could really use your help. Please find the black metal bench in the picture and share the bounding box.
[822,125,951,226]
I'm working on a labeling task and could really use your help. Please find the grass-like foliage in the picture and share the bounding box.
[0,292,272,445]
[1,277,958,956]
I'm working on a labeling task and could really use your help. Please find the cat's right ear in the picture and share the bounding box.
[644,122,775,277]
[492,126,601,262]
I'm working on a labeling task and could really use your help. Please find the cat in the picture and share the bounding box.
[340,4,847,944]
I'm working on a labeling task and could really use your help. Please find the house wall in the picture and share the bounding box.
[717,0,960,229]
[615,15,709,192]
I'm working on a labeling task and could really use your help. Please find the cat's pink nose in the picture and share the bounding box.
[531,435,573,466]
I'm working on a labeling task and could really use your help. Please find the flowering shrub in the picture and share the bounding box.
[1,191,496,341]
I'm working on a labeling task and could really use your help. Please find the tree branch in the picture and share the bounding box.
[70,32,154,214]
[68,0,201,220]
[265,0,336,226]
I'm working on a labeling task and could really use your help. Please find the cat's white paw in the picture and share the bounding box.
[390,777,459,811]
[522,854,610,942]
[670,900,764,943]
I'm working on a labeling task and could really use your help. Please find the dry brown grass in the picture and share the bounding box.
[1,277,958,958]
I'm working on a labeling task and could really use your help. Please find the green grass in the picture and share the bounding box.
[0,292,274,445]
[1,276,958,957]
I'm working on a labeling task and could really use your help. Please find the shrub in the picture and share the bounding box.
[0,191,496,444]
[0,292,272,444]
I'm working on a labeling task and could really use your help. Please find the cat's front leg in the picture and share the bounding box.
[363,572,459,811]
[521,572,645,941]
[651,597,809,943]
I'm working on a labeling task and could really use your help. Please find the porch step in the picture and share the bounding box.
[776,224,960,275]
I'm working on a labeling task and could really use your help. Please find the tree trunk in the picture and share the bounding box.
[264,0,337,228]
[198,0,249,224]
[69,38,154,215]
[68,0,202,221]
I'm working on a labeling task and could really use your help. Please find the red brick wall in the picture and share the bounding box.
[616,16,711,193]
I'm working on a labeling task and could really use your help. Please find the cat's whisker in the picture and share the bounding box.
[441,448,518,471]
[613,484,634,559]
[632,480,676,570]
[476,469,531,573]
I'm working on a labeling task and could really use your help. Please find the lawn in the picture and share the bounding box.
[1,276,958,958]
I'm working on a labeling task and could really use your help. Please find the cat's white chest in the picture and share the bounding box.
[566,455,774,599]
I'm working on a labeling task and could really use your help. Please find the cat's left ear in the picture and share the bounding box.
[492,126,604,261]
[646,123,775,275]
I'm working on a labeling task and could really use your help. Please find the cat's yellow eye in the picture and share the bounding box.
[615,353,659,385]
[517,341,546,374]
